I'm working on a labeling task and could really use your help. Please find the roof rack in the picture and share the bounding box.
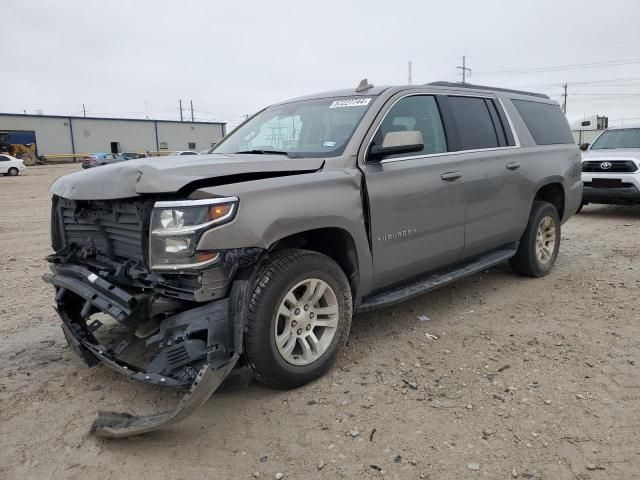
[427,81,549,99]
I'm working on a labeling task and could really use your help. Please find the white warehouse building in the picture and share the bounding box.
[0,112,226,160]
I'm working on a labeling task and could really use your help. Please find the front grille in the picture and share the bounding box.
[54,197,151,263]
[582,160,638,173]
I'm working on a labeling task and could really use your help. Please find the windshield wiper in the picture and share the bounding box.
[234,149,290,156]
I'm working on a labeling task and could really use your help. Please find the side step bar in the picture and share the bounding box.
[357,246,518,313]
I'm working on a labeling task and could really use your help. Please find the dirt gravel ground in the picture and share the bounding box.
[1,164,639,480]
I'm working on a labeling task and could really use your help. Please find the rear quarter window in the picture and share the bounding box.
[512,100,574,145]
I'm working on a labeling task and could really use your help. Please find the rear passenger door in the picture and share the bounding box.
[442,95,528,258]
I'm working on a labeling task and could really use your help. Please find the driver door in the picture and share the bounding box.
[360,94,466,289]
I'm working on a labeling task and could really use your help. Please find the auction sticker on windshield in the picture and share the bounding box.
[329,98,372,108]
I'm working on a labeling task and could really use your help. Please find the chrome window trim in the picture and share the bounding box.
[362,92,520,165]
[154,196,238,208]
[380,145,520,164]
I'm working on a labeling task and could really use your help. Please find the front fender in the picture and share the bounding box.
[194,169,374,296]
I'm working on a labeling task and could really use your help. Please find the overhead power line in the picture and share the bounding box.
[474,58,640,76]
[464,39,637,61]
[478,77,640,92]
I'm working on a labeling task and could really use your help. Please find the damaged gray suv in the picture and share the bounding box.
[44,80,582,436]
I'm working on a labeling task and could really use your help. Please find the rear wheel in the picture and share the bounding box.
[244,249,352,389]
[7,167,19,176]
[510,201,560,277]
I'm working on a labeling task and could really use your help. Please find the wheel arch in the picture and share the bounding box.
[533,181,565,221]
[268,227,361,299]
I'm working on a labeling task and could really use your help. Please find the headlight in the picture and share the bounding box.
[149,197,238,270]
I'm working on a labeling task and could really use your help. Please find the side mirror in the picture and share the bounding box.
[369,130,424,160]
[579,143,590,151]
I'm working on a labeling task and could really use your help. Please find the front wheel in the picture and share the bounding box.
[244,249,352,389]
[510,201,560,277]
[7,167,19,176]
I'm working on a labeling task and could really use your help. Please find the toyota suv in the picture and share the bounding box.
[580,125,640,207]
[43,80,582,437]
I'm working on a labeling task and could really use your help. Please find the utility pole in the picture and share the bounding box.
[408,61,412,85]
[562,83,568,114]
[82,104,86,117]
[457,55,472,84]
[190,100,194,122]
[179,99,183,122]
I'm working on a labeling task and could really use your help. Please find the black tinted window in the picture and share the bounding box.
[512,100,574,145]
[448,96,499,150]
[372,95,447,158]
[0,156,8,162]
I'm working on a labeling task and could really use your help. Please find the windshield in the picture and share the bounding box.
[591,128,640,150]
[213,96,374,158]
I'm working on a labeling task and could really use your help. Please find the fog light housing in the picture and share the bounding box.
[149,197,237,270]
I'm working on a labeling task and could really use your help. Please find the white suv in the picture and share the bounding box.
[0,154,26,176]
[580,125,640,206]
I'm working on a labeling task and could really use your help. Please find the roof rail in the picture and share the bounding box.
[427,81,549,99]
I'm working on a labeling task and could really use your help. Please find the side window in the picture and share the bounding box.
[512,100,574,145]
[0,156,8,162]
[372,95,447,158]
[447,96,500,150]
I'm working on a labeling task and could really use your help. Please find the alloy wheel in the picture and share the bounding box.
[535,215,556,264]
[274,278,339,366]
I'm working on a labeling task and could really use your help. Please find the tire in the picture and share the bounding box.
[7,167,19,176]
[510,201,561,278]
[576,200,587,214]
[245,249,353,389]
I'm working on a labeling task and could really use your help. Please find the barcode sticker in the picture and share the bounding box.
[329,98,372,108]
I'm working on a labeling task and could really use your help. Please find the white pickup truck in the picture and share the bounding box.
[580,125,640,206]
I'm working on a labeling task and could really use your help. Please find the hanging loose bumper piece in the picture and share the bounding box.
[44,263,249,437]
[90,354,239,438]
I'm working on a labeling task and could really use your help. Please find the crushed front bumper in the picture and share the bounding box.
[43,263,248,437]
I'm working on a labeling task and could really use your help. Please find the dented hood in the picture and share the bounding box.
[50,154,324,200]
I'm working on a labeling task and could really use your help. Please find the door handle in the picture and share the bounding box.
[441,171,462,181]
[506,162,522,170]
